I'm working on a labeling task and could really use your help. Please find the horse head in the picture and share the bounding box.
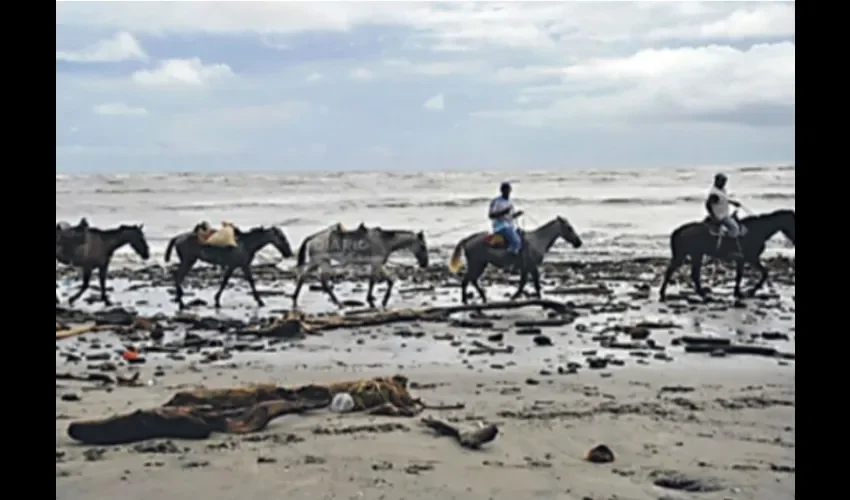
[555,216,583,248]
[269,225,294,258]
[412,230,429,268]
[122,224,150,260]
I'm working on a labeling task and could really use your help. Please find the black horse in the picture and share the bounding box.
[659,209,795,301]
[164,224,294,309]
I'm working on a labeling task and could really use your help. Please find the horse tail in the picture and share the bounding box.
[296,235,315,268]
[448,235,475,273]
[668,225,690,263]
[164,236,178,263]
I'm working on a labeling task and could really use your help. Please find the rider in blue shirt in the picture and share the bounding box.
[489,182,523,256]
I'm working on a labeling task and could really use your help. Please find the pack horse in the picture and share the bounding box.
[164,221,294,309]
[56,218,150,305]
[292,223,429,308]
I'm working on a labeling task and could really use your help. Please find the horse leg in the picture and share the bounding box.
[690,254,707,297]
[242,265,265,307]
[213,266,235,309]
[745,258,770,298]
[68,268,92,306]
[659,253,686,301]
[379,267,395,308]
[292,263,318,308]
[733,259,746,299]
[460,269,472,304]
[365,276,377,309]
[530,267,542,299]
[173,260,195,310]
[318,263,342,307]
[463,262,487,304]
[97,264,112,306]
[511,270,529,301]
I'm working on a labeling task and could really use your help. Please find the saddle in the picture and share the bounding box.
[328,222,371,254]
[196,221,238,248]
[703,216,748,238]
[483,230,525,250]
[57,217,90,249]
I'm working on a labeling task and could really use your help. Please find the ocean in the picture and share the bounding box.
[55,165,795,267]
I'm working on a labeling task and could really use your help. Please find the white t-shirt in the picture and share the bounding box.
[489,196,515,231]
[708,186,730,219]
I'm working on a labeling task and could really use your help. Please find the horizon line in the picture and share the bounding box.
[55,162,796,177]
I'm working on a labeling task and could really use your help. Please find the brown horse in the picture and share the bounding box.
[658,209,795,301]
[56,223,150,306]
[164,224,294,309]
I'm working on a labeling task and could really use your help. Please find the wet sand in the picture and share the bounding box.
[56,257,795,499]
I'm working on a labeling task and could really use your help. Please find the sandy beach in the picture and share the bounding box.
[56,255,795,500]
[57,365,794,500]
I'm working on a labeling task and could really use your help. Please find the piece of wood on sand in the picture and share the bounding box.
[242,298,574,338]
[420,416,499,449]
[56,323,120,340]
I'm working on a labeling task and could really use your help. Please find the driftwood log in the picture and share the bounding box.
[420,417,499,449]
[57,371,142,386]
[56,323,119,340]
[239,299,575,338]
[68,399,327,445]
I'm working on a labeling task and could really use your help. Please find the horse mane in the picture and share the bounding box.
[377,228,418,240]
[89,224,138,235]
[239,225,268,237]
[741,208,795,223]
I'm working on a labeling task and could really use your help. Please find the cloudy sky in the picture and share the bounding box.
[55,1,795,173]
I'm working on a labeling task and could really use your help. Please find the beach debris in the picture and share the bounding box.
[420,417,499,449]
[649,469,724,492]
[56,371,142,387]
[68,399,327,446]
[585,444,615,463]
[238,298,576,337]
[330,393,356,413]
[67,374,462,445]
[467,340,514,356]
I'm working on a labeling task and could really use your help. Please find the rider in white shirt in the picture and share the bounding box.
[705,173,743,257]
[488,182,523,258]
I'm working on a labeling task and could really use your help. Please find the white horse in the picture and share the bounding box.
[292,223,429,308]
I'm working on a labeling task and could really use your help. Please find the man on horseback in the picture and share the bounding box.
[706,173,743,257]
[489,182,524,265]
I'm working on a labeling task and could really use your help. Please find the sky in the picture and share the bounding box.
[55,1,796,174]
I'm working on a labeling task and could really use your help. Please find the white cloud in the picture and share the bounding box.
[56,31,147,63]
[55,2,795,172]
[93,102,148,116]
[348,68,375,82]
[474,42,794,127]
[494,66,564,83]
[132,58,234,87]
[423,94,445,111]
[304,72,323,83]
[647,3,795,41]
[56,2,794,52]
[383,58,486,76]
